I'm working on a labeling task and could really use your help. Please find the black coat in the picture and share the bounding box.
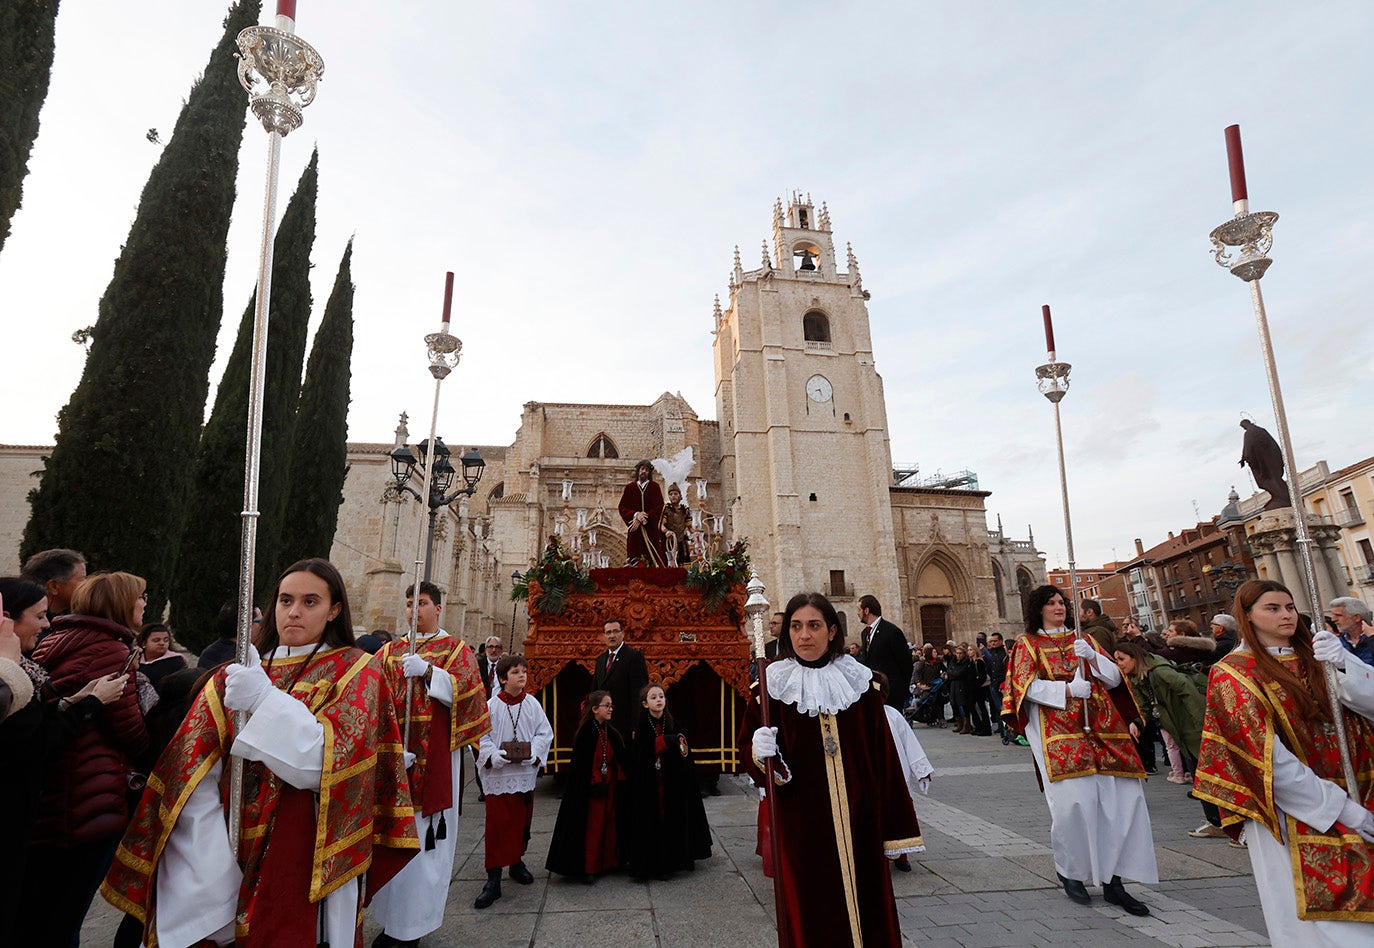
[626,711,712,878]
[594,644,649,739]
[546,722,630,878]
[863,618,913,710]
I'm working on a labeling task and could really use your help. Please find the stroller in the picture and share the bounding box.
[906,675,948,727]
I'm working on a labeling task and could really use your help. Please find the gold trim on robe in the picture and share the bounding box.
[1194,651,1374,921]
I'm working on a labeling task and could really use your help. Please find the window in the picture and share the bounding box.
[586,434,618,459]
[992,561,1007,619]
[488,482,505,500]
[828,570,847,598]
[803,310,831,347]
[1360,539,1374,565]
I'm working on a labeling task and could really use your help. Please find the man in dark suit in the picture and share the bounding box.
[764,611,784,660]
[858,595,912,710]
[477,635,504,697]
[593,618,649,739]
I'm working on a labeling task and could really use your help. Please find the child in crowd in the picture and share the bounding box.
[546,690,628,882]
[626,683,712,879]
[474,654,553,909]
[876,671,932,871]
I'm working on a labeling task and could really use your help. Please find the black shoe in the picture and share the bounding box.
[475,871,502,909]
[509,861,535,885]
[1103,877,1150,916]
[1057,872,1092,905]
[1144,766,1158,775]
[372,935,418,948]
[893,855,911,872]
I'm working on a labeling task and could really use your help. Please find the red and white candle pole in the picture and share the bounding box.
[1034,306,1089,734]
[228,1,326,850]
[1208,125,1360,800]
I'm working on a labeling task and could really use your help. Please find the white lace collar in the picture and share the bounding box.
[765,654,872,716]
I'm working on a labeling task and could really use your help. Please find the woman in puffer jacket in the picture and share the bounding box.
[24,571,149,947]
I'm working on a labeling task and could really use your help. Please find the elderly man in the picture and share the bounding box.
[1330,597,1374,667]
[479,635,505,697]
[1205,613,1237,666]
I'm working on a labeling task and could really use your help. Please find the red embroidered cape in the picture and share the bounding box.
[618,479,666,567]
[378,634,491,816]
[101,647,418,946]
[1001,630,1145,784]
[1193,650,1374,921]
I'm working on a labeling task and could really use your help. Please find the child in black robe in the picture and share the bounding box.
[627,683,713,880]
[545,690,629,881]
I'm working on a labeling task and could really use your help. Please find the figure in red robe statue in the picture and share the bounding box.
[618,460,667,567]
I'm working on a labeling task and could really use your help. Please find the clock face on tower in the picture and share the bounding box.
[806,374,833,403]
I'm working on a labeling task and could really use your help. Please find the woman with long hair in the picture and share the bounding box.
[23,571,149,945]
[1001,584,1156,915]
[1194,579,1374,944]
[742,592,921,947]
[102,558,419,948]
[546,689,631,881]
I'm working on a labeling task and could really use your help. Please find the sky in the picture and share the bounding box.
[2,1,1371,570]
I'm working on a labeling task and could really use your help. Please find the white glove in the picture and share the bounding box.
[1313,630,1347,669]
[492,747,512,768]
[1066,673,1092,700]
[224,648,273,713]
[402,652,431,679]
[1072,637,1097,661]
[403,751,417,770]
[1338,797,1374,842]
[918,776,931,796]
[752,726,779,760]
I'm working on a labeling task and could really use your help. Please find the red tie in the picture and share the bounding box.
[606,649,616,673]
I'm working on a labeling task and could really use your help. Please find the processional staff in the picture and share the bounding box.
[229,0,324,849]
[404,273,464,751]
[745,570,790,945]
[1035,306,1092,735]
[1207,124,1359,800]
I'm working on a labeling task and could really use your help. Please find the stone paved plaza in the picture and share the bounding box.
[82,723,1269,947]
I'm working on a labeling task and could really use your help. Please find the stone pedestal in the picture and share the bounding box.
[362,560,406,633]
[1246,509,1345,616]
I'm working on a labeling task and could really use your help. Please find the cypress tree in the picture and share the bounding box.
[21,0,261,617]
[276,238,355,567]
[170,150,318,645]
[0,0,60,255]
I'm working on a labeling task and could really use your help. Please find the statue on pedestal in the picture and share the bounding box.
[1239,419,1291,510]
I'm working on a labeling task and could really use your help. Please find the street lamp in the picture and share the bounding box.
[510,570,523,648]
[391,434,485,581]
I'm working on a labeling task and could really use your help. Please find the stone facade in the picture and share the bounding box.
[0,445,45,573]
[0,196,1044,652]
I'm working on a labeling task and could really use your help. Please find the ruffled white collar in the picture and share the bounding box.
[765,654,872,716]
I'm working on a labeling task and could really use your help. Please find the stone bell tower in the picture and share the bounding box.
[713,194,903,628]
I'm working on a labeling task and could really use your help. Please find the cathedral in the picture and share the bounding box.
[325,195,1045,647]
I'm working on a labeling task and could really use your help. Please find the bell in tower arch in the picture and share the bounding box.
[797,248,817,271]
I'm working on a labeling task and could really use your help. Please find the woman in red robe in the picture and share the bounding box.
[743,592,921,948]
[1193,579,1374,945]
[102,559,417,948]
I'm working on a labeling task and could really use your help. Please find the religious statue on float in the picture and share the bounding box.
[618,460,668,567]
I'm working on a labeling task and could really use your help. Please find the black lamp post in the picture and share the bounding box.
[390,436,486,581]
[509,570,524,646]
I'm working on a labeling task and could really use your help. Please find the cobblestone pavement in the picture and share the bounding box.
[83,720,1269,946]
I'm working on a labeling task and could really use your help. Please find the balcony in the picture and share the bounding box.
[1361,564,1374,586]
[825,581,856,599]
[1336,505,1366,528]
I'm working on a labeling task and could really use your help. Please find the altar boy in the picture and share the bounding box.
[475,654,553,909]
